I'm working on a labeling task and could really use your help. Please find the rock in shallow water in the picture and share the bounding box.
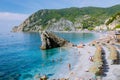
[40,31,74,50]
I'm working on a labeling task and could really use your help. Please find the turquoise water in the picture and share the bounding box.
[0,32,98,80]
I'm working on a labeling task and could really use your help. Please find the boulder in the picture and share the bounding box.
[40,31,74,50]
[40,75,48,80]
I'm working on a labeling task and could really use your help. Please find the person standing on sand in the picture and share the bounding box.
[68,63,71,70]
[89,56,93,62]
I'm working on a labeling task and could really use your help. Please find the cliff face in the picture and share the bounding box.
[12,4,120,32]
[94,12,120,30]
[46,18,75,31]
[40,31,74,50]
[106,13,120,30]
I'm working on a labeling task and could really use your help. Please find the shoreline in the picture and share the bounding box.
[3,31,119,80]
[43,31,120,80]
[65,31,120,80]
[33,30,120,80]
[12,30,108,33]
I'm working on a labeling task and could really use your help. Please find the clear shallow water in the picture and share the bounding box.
[0,32,98,80]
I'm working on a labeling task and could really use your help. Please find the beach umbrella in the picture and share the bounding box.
[108,52,117,60]
[94,52,102,58]
[94,62,103,67]
[89,65,102,76]
[89,65,99,73]
[93,56,102,62]
[93,51,102,62]
[108,45,118,60]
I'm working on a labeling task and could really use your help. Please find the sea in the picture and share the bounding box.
[0,32,98,80]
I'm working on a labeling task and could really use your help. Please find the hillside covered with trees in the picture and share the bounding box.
[12,4,120,32]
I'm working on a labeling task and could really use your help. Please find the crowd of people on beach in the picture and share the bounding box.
[35,31,120,80]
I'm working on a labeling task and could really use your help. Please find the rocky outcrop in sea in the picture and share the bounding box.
[40,31,74,50]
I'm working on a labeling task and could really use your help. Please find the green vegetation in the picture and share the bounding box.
[106,12,120,25]
[88,27,94,31]
[19,4,120,31]
[106,17,115,25]
[81,17,101,29]
[64,27,70,31]
[114,24,120,29]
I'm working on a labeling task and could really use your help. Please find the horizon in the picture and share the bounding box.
[0,0,120,33]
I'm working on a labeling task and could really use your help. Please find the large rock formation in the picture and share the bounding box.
[46,18,75,31]
[40,31,74,50]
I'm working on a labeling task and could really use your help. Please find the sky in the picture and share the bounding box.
[0,0,120,33]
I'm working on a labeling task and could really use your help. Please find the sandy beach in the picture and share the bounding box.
[36,31,120,80]
[65,31,120,80]
[49,31,120,80]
